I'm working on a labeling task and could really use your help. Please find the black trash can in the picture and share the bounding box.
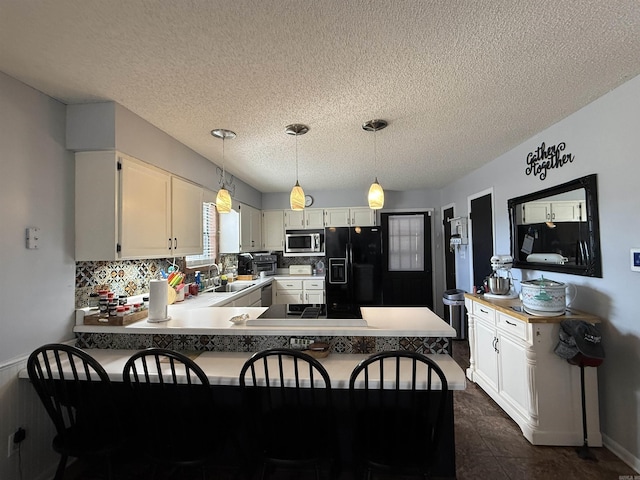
[443,289,466,340]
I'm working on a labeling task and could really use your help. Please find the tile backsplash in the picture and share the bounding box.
[74,254,238,308]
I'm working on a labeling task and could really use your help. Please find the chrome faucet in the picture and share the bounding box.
[208,263,221,287]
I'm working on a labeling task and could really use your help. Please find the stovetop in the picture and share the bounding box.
[258,304,326,319]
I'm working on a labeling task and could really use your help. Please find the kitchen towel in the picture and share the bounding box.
[148,279,170,322]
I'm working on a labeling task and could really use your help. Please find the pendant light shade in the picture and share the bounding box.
[363,119,387,210]
[211,128,236,213]
[215,187,232,213]
[285,124,309,211]
[290,181,305,210]
[368,177,384,209]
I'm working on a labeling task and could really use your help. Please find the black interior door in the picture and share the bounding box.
[443,207,456,290]
[470,193,494,288]
[381,212,433,309]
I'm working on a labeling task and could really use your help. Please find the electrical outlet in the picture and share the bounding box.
[289,338,312,349]
[7,428,25,458]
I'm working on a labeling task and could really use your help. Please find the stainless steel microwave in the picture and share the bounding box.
[284,230,324,256]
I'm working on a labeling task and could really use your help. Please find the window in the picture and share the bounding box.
[185,202,218,268]
[387,214,424,271]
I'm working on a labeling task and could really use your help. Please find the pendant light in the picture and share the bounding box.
[363,119,387,210]
[211,128,236,213]
[285,123,309,211]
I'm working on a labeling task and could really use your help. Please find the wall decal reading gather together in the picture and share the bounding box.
[525,141,575,180]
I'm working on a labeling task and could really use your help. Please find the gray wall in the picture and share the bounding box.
[67,102,263,209]
[441,74,640,469]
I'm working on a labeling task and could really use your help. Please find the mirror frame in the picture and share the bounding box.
[508,174,602,277]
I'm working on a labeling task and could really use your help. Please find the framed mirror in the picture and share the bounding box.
[508,174,602,277]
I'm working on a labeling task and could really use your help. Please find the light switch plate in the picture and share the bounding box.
[26,227,40,249]
[631,248,640,272]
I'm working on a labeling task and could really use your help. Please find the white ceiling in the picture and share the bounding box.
[2,1,640,194]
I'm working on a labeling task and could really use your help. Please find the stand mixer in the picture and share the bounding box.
[484,255,519,299]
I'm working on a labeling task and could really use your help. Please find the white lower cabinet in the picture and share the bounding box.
[273,278,325,305]
[274,279,304,304]
[217,288,262,307]
[465,296,602,446]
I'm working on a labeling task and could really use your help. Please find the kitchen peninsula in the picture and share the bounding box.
[74,277,456,355]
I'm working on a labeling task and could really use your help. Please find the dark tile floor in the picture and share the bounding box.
[65,341,637,479]
[450,339,636,480]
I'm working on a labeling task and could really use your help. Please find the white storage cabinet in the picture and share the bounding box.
[274,278,325,305]
[465,296,601,447]
[262,210,285,250]
[239,203,262,252]
[76,151,202,260]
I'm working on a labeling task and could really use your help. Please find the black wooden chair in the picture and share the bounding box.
[122,348,221,480]
[348,350,449,479]
[239,348,336,480]
[27,344,125,480]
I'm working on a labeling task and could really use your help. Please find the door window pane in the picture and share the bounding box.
[388,215,424,271]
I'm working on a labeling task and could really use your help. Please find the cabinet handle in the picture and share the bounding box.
[174,237,177,249]
[494,338,499,354]
[168,238,172,250]
[505,320,517,327]
[480,308,488,314]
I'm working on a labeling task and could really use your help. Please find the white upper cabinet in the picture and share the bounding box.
[324,207,376,227]
[170,176,203,256]
[283,208,325,229]
[75,151,203,260]
[284,209,305,229]
[520,200,585,224]
[262,210,285,251]
[324,208,351,227]
[239,202,262,252]
[349,207,377,226]
[303,208,325,228]
[218,208,240,253]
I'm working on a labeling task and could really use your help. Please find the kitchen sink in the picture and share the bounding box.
[213,283,254,293]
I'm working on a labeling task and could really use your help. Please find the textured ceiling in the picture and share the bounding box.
[1,1,640,193]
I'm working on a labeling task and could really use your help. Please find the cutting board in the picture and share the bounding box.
[83,310,147,326]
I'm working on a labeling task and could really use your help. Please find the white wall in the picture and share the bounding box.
[441,74,640,470]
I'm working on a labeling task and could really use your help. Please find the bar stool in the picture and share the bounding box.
[27,344,125,480]
[239,348,337,479]
[348,350,449,479]
[122,348,220,479]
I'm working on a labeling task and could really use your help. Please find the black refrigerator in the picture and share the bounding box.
[325,226,383,318]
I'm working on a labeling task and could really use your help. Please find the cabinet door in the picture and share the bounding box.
[284,210,305,229]
[250,207,262,250]
[120,157,171,258]
[522,202,550,223]
[473,318,499,391]
[324,208,351,227]
[303,279,325,303]
[497,332,529,417]
[350,207,376,226]
[219,208,240,253]
[171,177,203,256]
[239,203,253,252]
[276,290,304,304]
[550,201,579,222]
[262,210,285,250]
[305,208,325,228]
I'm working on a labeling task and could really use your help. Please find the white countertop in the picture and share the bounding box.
[75,304,455,337]
[18,349,465,390]
[74,277,455,337]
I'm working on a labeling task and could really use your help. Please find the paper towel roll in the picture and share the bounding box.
[148,279,170,322]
